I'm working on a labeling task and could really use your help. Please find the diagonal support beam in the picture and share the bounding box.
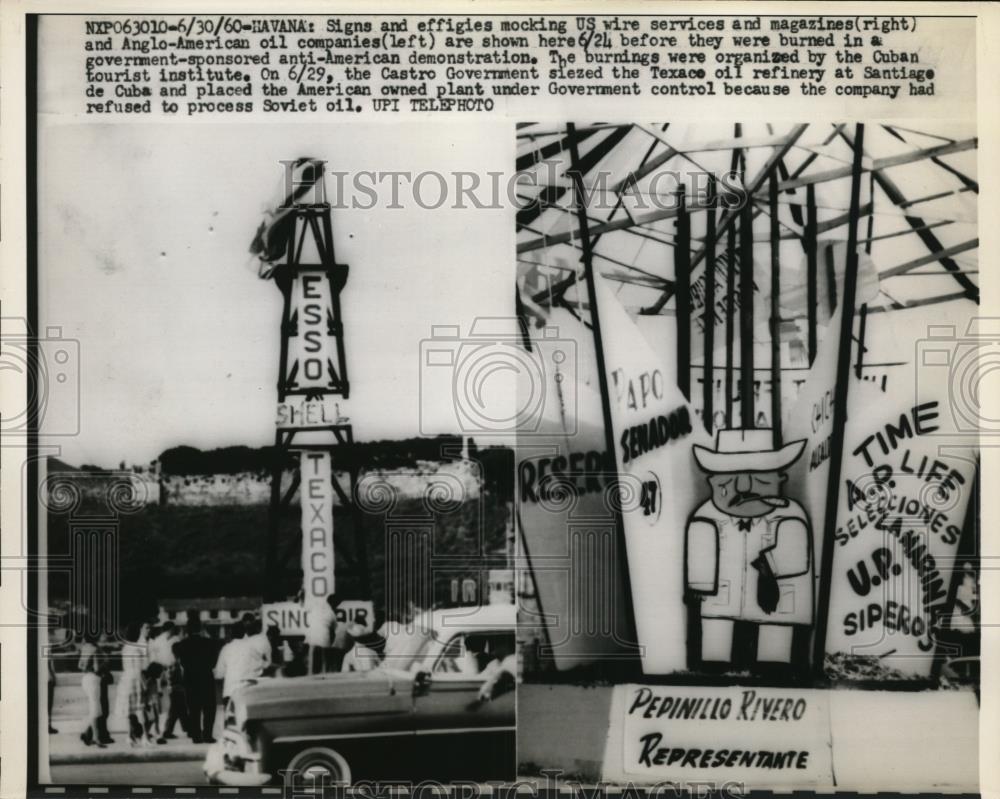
[779,137,978,191]
[838,127,979,302]
[523,126,673,306]
[515,126,601,172]
[869,290,969,313]
[883,125,978,193]
[517,125,633,228]
[516,124,681,254]
[879,239,979,279]
[518,202,678,253]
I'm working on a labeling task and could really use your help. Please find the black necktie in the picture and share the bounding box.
[737,518,752,532]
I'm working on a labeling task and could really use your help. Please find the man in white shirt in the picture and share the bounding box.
[329,609,350,672]
[213,626,247,706]
[304,594,339,675]
[241,618,272,681]
[477,638,517,701]
[149,623,178,668]
[341,624,386,673]
[149,621,183,737]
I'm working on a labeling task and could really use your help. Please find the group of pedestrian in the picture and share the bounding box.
[109,618,212,748]
[71,610,281,749]
[68,601,392,750]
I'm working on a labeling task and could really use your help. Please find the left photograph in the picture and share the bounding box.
[32,121,516,787]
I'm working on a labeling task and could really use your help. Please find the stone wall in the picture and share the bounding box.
[161,458,481,507]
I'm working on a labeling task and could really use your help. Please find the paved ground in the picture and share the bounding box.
[49,760,207,785]
[48,672,220,766]
[47,715,214,764]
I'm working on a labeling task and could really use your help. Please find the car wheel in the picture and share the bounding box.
[286,746,352,785]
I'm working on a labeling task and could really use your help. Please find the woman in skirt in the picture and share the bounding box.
[116,621,151,746]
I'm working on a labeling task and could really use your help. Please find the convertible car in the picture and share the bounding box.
[204,605,516,785]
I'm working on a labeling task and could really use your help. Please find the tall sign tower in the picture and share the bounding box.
[254,158,368,606]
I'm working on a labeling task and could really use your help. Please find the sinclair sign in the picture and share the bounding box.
[262,600,375,636]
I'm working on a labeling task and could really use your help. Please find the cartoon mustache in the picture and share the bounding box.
[729,492,789,508]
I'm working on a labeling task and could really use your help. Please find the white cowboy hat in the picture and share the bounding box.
[693,429,805,473]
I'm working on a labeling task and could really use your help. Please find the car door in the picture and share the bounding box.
[406,630,516,779]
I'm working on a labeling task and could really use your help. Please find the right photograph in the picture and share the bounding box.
[514,121,980,791]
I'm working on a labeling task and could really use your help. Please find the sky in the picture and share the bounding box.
[38,121,516,466]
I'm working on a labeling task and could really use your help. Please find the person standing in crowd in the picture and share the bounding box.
[77,633,104,747]
[377,612,407,667]
[150,623,170,659]
[149,623,178,733]
[95,633,115,745]
[265,624,283,674]
[304,594,339,674]
[214,624,247,708]
[150,622,179,673]
[477,637,517,702]
[458,637,487,676]
[116,621,151,746]
[341,624,385,673]
[157,624,189,744]
[281,641,308,677]
[141,662,164,742]
[329,607,350,672]
[240,617,273,684]
[173,613,218,744]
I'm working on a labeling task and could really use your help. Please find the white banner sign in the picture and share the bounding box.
[596,274,712,674]
[621,684,834,786]
[825,305,977,675]
[300,450,335,607]
[517,307,635,670]
[262,600,374,636]
[785,304,847,661]
[788,302,977,676]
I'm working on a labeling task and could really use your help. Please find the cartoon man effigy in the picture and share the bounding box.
[685,429,813,677]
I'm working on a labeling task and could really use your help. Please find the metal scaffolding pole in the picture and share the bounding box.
[702,185,717,434]
[565,122,639,654]
[812,123,867,678]
[724,228,736,429]
[855,304,868,380]
[806,184,819,365]
[769,173,782,447]
[676,187,692,400]
[739,196,755,427]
